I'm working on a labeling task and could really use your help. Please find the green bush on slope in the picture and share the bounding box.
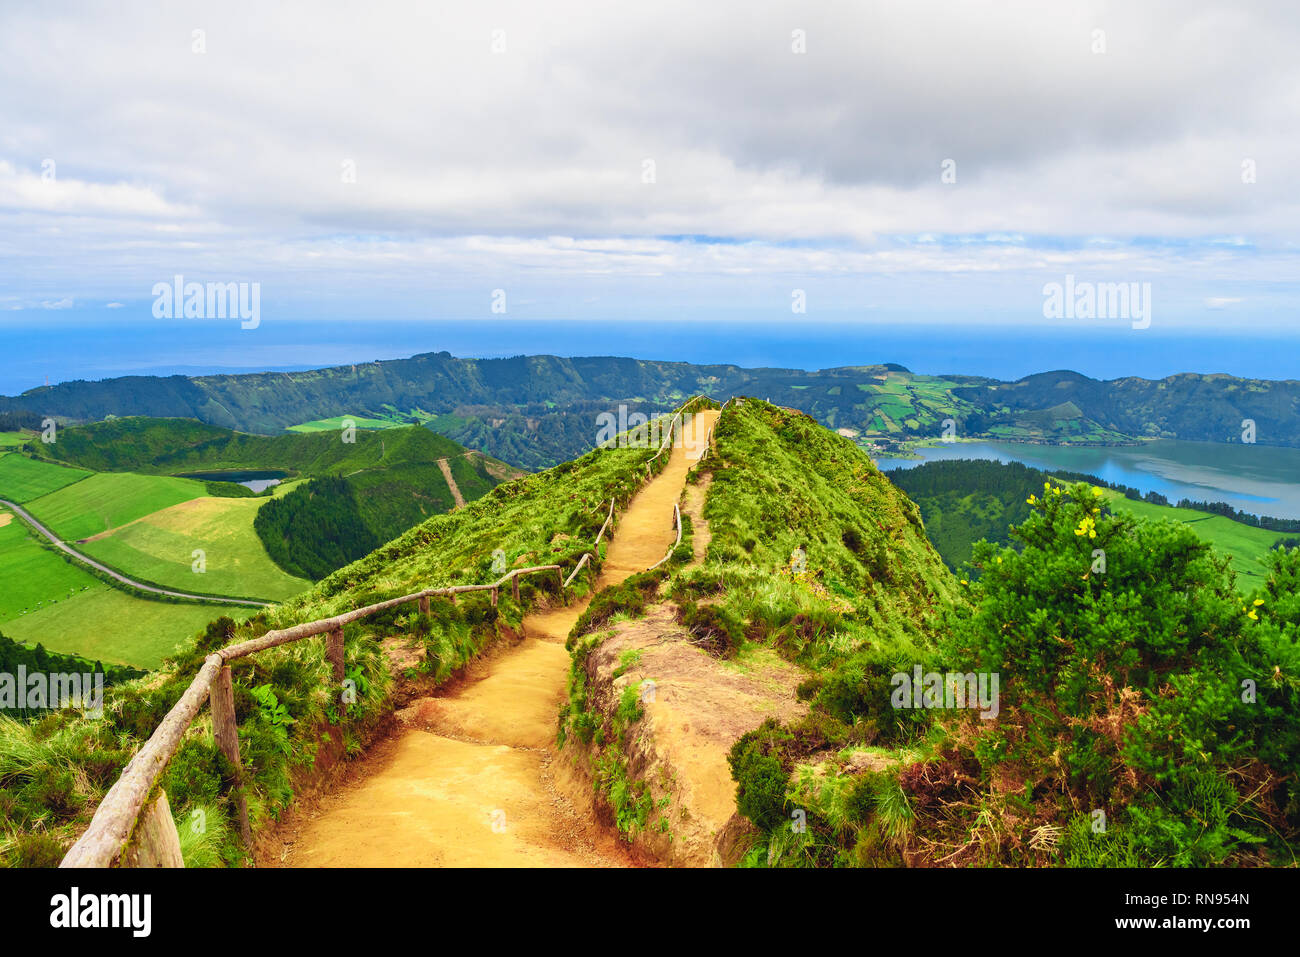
[737,480,1300,867]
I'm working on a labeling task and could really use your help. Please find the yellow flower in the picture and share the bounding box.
[1027,494,1037,505]
[960,579,969,586]
[1092,486,1104,497]
[1253,599,1265,607]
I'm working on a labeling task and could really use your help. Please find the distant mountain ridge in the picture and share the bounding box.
[3,352,1297,466]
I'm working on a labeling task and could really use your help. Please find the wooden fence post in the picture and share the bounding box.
[490,587,498,607]
[210,665,251,846]
[123,789,185,868]
[511,575,520,603]
[418,595,430,615]
[326,626,345,683]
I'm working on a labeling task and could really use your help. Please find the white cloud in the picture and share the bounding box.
[0,0,1296,320]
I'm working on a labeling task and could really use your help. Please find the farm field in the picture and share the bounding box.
[0,510,96,621]
[23,471,207,541]
[0,452,92,502]
[0,431,30,447]
[287,414,402,432]
[1103,490,1282,589]
[80,496,310,601]
[2,582,247,668]
[0,509,248,667]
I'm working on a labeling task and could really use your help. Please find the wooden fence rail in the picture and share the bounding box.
[60,563,562,869]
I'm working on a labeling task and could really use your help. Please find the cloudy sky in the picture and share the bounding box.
[1,0,1298,330]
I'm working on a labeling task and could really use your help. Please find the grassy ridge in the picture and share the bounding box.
[699,399,958,663]
[559,398,959,848]
[27,416,470,477]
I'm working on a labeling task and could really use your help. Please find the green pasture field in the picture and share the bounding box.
[2,583,248,669]
[0,453,92,503]
[80,496,310,602]
[23,471,207,541]
[0,512,96,621]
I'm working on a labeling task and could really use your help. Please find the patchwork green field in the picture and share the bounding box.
[80,497,310,601]
[24,471,207,541]
[0,510,247,667]
[1102,490,1283,589]
[0,453,92,502]
[0,431,30,447]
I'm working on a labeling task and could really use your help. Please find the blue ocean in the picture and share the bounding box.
[1,318,1297,396]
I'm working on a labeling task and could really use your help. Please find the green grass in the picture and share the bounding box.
[0,454,92,503]
[1,584,246,668]
[0,512,97,621]
[80,496,310,602]
[0,432,30,448]
[286,414,403,433]
[1102,491,1282,589]
[24,472,208,541]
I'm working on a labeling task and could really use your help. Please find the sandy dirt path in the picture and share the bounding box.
[284,410,719,867]
[436,457,466,509]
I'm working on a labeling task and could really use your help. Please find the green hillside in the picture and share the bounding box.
[78,495,310,602]
[1101,490,1282,589]
[26,415,471,477]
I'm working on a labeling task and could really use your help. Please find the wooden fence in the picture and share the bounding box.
[59,564,565,868]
